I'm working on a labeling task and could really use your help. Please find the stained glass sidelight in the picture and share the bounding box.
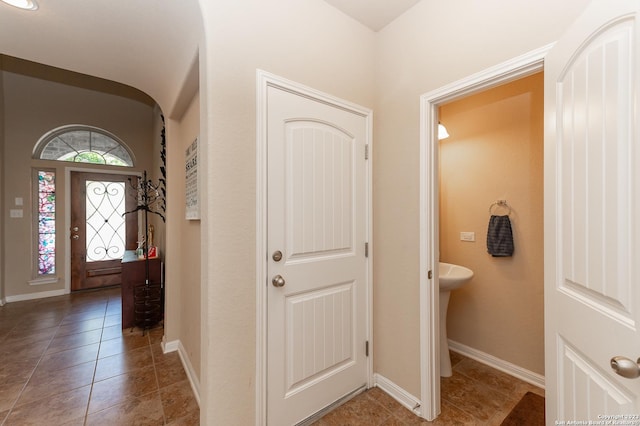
[38,171,56,275]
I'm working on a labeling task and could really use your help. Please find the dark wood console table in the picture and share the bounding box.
[121,250,163,329]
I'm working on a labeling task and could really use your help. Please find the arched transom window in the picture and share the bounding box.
[34,125,134,167]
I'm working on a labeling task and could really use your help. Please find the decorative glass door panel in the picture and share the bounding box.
[85,181,126,262]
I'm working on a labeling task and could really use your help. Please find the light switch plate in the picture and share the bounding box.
[15,197,23,206]
[460,232,475,242]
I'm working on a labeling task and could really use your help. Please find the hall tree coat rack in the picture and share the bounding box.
[120,117,167,332]
[123,170,165,331]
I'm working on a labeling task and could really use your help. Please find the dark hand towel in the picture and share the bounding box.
[487,215,514,257]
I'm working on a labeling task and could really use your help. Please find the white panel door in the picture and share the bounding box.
[545,0,640,421]
[267,85,369,425]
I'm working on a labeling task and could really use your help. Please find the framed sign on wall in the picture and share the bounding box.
[185,137,199,220]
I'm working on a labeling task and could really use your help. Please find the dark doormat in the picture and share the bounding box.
[501,392,545,426]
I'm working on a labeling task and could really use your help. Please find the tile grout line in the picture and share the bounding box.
[2,309,68,424]
[82,304,107,426]
[148,328,169,424]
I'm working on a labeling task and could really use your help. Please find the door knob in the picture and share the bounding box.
[72,234,79,240]
[610,356,640,379]
[71,226,79,232]
[272,275,285,287]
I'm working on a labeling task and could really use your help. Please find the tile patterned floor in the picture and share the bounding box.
[313,351,545,425]
[1,287,543,425]
[0,287,199,425]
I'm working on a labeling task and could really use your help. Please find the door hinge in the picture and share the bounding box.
[365,242,369,258]
[428,270,432,279]
[365,340,369,357]
[365,144,369,160]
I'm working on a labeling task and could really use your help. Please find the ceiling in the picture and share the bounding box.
[323,0,420,31]
[0,0,419,115]
[0,0,202,115]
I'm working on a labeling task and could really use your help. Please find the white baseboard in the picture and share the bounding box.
[0,298,5,306]
[373,373,421,415]
[162,339,179,353]
[448,339,545,389]
[163,339,201,406]
[5,289,66,303]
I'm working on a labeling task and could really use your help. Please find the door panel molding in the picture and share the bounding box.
[557,335,635,417]
[285,281,356,396]
[256,70,373,425]
[285,119,355,259]
[554,15,636,330]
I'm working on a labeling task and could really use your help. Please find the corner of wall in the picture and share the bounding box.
[164,90,201,386]
[163,338,201,406]
[0,63,5,304]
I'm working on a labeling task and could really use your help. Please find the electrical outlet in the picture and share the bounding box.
[460,232,475,242]
[10,209,23,218]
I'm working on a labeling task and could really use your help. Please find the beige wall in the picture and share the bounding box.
[195,1,593,421]
[0,62,4,304]
[165,92,201,379]
[2,69,156,298]
[439,73,544,375]
[198,0,375,423]
[373,0,590,397]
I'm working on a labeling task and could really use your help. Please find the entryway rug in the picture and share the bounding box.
[500,392,545,426]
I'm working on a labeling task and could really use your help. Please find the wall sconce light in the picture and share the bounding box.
[438,123,450,140]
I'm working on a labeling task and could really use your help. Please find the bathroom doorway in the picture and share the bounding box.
[437,71,545,383]
[422,2,640,420]
[418,46,549,420]
[436,72,545,416]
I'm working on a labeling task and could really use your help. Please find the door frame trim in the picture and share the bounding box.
[65,167,142,294]
[255,69,374,425]
[417,44,551,420]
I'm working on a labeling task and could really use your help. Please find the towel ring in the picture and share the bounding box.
[489,200,512,215]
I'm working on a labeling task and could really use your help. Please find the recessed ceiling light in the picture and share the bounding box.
[1,0,38,10]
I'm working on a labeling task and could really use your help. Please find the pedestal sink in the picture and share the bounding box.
[439,262,474,377]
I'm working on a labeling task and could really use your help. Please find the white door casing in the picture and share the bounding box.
[419,47,549,420]
[256,71,372,425]
[545,0,640,421]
